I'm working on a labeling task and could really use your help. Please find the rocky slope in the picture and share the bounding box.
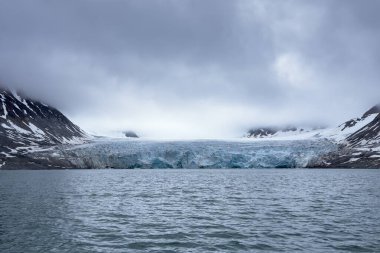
[1,86,378,169]
[345,105,380,148]
[309,105,380,168]
[0,89,89,169]
[246,104,380,168]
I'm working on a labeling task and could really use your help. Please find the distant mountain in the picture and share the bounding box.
[1,87,379,169]
[246,104,380,168]
[246,126,312,139]
[0,88,88,168]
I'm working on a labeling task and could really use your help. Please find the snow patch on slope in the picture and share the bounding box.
[7,121,31,135]
[318,113,378,142]
[0,94,8,119]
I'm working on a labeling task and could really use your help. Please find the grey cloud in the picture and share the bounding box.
[0,0,379,137]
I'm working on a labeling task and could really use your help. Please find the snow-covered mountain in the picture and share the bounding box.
[345,105,380,148]
[1,86,378,169]
[247,105,380,143]
[315,105,380,143]
[310,104,380,168]
[246,104,380,168]
[0,88,88,168]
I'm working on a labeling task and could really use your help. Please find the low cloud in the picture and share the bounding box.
[0,0,379,138]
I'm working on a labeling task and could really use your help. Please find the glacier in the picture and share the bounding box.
[56,138,338,169]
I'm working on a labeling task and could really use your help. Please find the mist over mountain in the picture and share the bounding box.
[0,0,380,138]
[0,85,378,169]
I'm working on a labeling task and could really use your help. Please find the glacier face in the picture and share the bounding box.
[61,139,337,169]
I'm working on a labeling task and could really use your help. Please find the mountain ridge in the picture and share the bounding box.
[246,104,380,168]
[0,88,89,168]
[1,86,379,168]
[311,105,380,167]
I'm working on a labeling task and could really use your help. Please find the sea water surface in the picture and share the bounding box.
[1,169,379,252]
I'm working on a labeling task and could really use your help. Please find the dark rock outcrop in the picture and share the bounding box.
[362,104,380,118]
[124,131,139,138]
[247,126,301,138]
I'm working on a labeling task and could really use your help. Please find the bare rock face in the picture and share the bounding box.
[124,131,139,138]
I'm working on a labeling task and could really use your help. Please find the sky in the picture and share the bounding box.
[0,0,379,138]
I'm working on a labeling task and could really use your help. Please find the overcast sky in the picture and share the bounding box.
[0,0,379,138]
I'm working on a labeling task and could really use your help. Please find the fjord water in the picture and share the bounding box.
[1,170,379,253]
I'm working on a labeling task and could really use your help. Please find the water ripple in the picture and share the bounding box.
[0,169,379,252]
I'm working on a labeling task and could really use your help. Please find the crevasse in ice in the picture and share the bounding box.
[64,139,337,169]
